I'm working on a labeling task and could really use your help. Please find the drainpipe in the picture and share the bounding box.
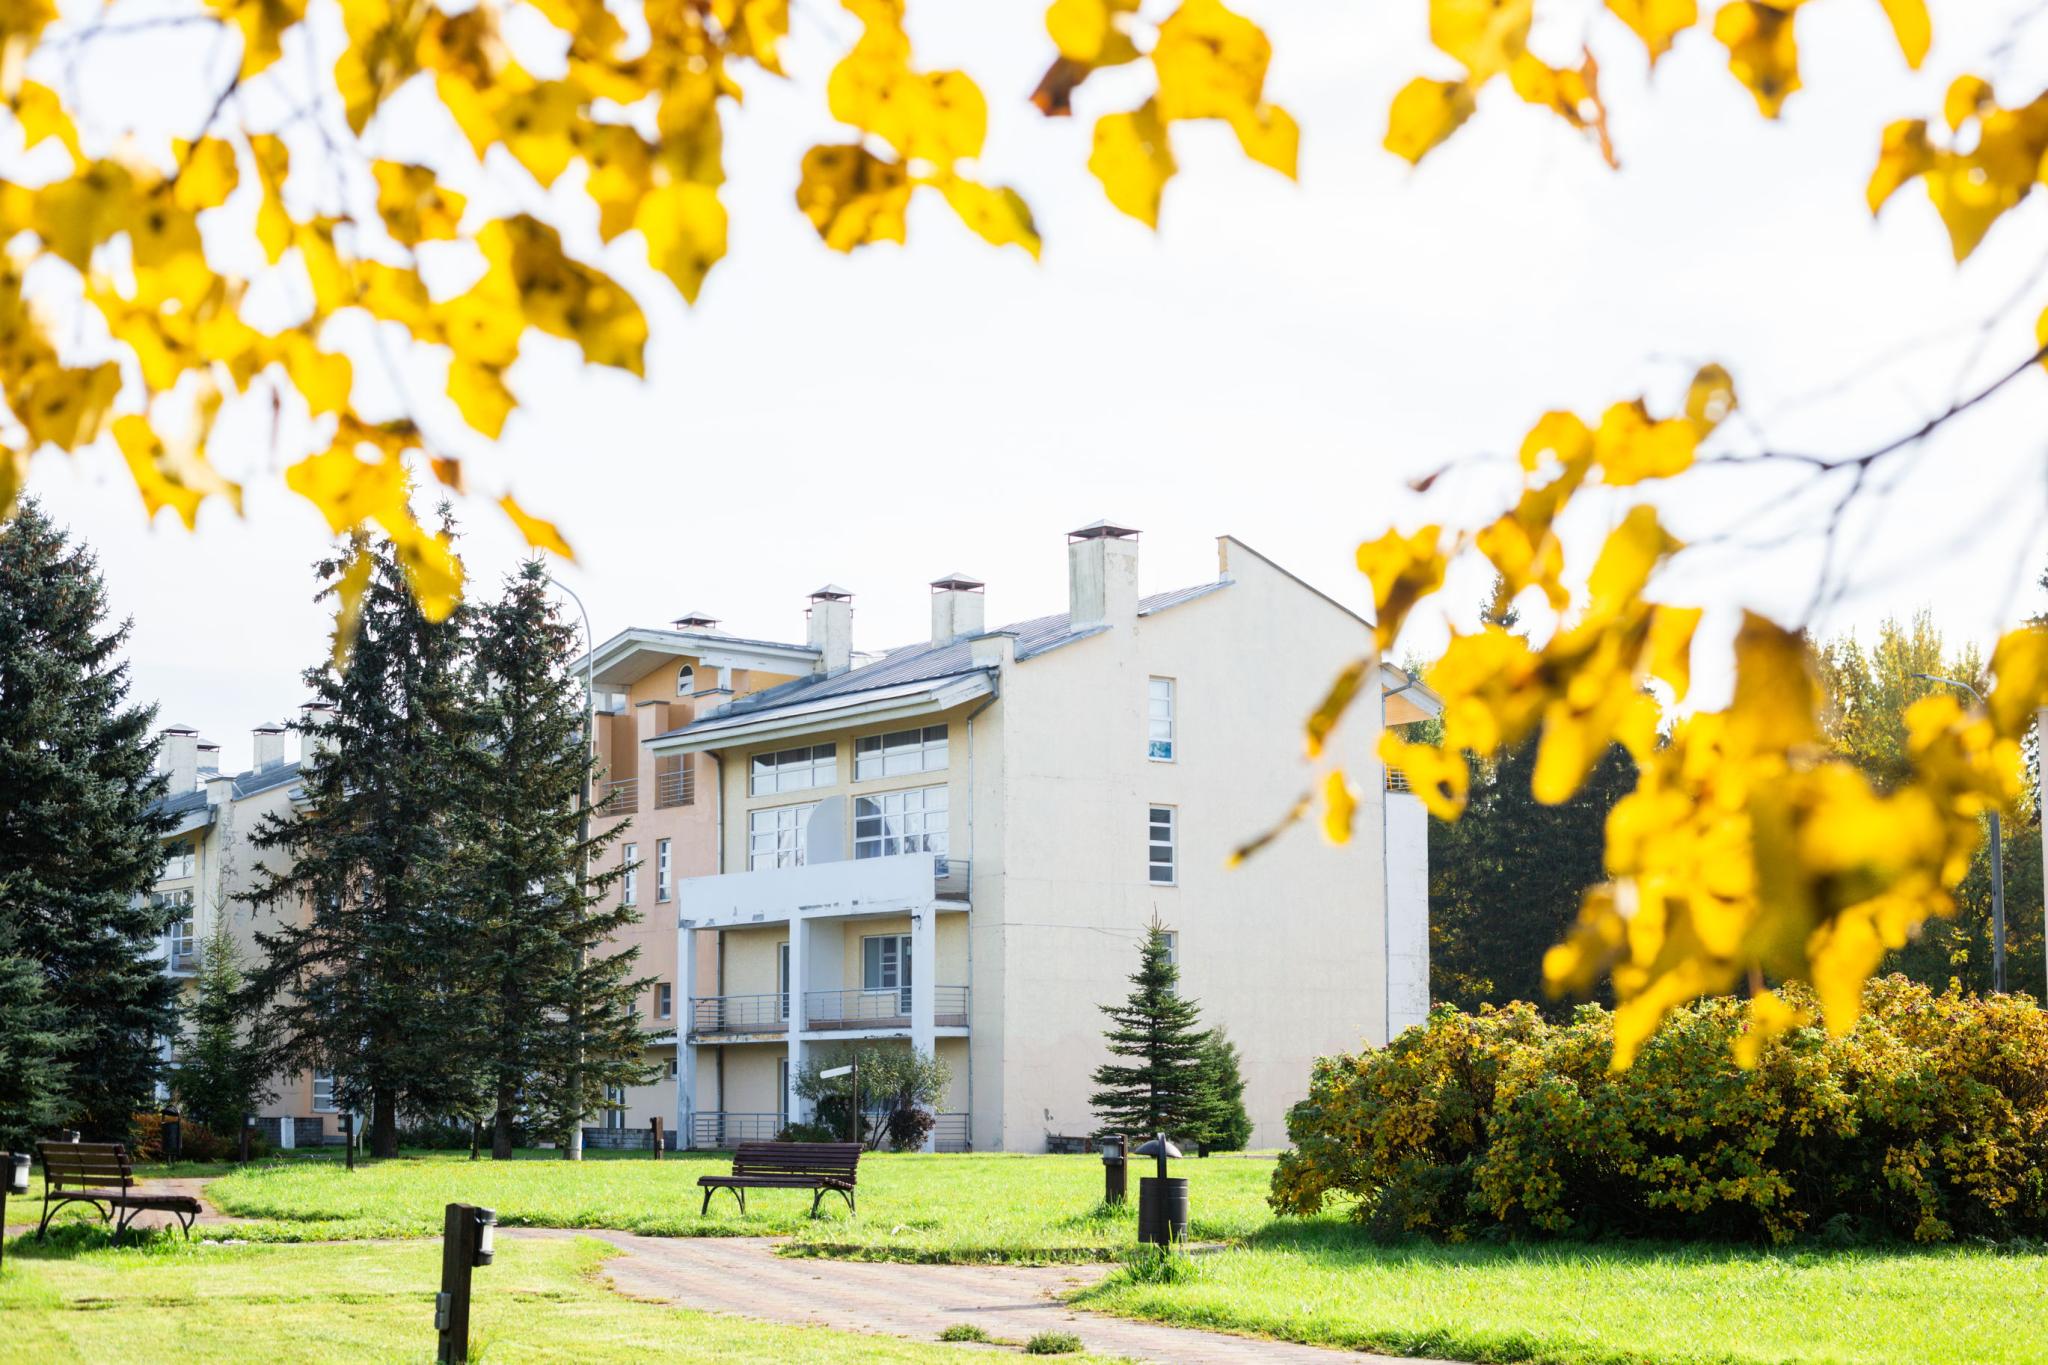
[961,679,999,1150]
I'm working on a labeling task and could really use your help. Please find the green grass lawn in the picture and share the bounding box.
[1077,1222,2048,1365]
[200,1148,1288,1261]
[0,1225,989,1363]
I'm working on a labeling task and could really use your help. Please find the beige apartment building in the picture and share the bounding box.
[147,717,339,1146]
[650,523,1438,1153]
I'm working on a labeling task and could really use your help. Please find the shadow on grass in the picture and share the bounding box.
[2,1222,195,1263]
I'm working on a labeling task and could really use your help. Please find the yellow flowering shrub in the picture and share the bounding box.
[1272,977,2048,1244]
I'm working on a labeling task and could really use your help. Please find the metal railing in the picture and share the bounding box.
[933,1112,971,1153]
[690,1111,784,1148]
[803,985,970,1030]
[601,778,639,814]
[1385,768,1411,794]
[933,856,970,900]
[168,948,198,974]
[689,993,789,1035]
[654,766,694,808]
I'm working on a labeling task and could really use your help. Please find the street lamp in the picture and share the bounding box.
[1913,672,2006,994]
[549,575,594,1164]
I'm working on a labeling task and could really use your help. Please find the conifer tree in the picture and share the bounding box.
[175,916,273,1135]
[465,560,649,1158]
[1190,1028,1253,1152]
[0,500,177,1138]
[0,949,77,1152]
[245,528,477,1159]
[1091,922,1208,1141]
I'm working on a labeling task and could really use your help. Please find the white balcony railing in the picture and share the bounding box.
[679,850,965,925]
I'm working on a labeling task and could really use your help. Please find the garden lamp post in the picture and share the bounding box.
[1100,1135,1128,1205]
[1,1152,29,1274]
[550,574,594,1164]
[1913,673,2005,993]
[435,1202,497,1364]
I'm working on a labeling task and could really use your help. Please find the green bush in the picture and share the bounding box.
[1271,976,2048,1243]
[937,1323,992,1342]
[1024,1331,1083,1354]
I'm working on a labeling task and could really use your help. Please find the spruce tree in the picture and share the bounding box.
[465,560,649,1158]
[245,529,477,1158]
[1190,1028,1253,1151]
[175,916,273,1134]
[0,500,177,1138]
[1090,922,1209,1141]
[0,949,78,1152]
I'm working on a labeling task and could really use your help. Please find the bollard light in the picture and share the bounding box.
[472,1207,497,1266]
[1099,1136,1128,1206]
[6,1152,28,1196]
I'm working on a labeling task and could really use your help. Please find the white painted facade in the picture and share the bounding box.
[658,526,1437,1152]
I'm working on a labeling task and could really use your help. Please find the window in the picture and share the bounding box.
[622,843,639,906]
[778,1059,790,1123]
[749,804,816,870]
[750,743,836,796]
[603,1084,626,1130]
[169,912,196,965]
[854,785,948,862]
[863,934,913,1013]
[1148,806,1177,885]
[1148,678,1176,761]
[854,725,948,780]
[676,665,694,695]
[1160,930,1180,993]
[777,942,791,1020]
[162,841,195,880]
[667,1058,678,1079]
[312,1070,336,1113]
[655,982,673,1019]
[656,839,672,902]
[655,752,695,808]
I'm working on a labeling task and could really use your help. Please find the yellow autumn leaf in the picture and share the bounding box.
[828,4,987,169]
[1356,524,1447,652]
[1046,0,1139,66]
[937,177,1041,259]
[171,138,240,212]
[1732,989,1810,1068]
[1089,102,1177,227]
[1592,399,1698,484]
[582,125,654,242]
[795,143,912,251]
[496,79,586,188]
[287,444,412,533]
[1320,769,1358,845]
[1587,505,1680,616]
[479,215,648,376]
[1728,610,1820,753]
[1683,361,1738,433]
[249,134,293,264]
[498,493,574,558]
[637,182,728,303]
[14,359,121,451]
[11,81,81,163]
[1519,409,1594,472]
[1714,1,1801,120]
[1379,731,1472,819]
[111,410,243,530]
[1874,0,1929,70]
[1430,0,1532,82]
[388,517,463,622]
[1986,626,2048,738]
[1944,74,1992,132]
[1229,104,1300,178]
[295,221,353,317]
[372,161,466,246]
[210,0,308,78]
[334,0,422,136]
[1305,657,1371,759]
[1605,0,1697,65]
[269,332,354,416]
[1646,604,1704,701]
[1385,77,1475,165]
[1154,0,1271,121]
[328,537,375,669]
[718,0,790,75]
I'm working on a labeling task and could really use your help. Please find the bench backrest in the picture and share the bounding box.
[730,1141,862,1181]
[37,1141,134,1192]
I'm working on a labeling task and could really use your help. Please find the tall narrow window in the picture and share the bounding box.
[676,665,694,695]
[863,934,913,1014]
[655,753,695,808]
[656,839,672,902]
[748,804,816,870]
[1148,806,1177,885]
[623,842,639,905]
[1148,678,1176,761]
[655,982,673,1019]
[312,1070,336,1113]
[777,942,791,1020]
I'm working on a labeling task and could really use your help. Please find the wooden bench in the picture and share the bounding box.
[698,1141,861,1217]
[35,1141,203,1241]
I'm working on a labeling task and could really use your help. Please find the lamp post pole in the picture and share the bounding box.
[1914,673,2005,994]
[551,575,595,1163]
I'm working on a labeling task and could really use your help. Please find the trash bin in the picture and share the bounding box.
[1138,1176,1189,1245]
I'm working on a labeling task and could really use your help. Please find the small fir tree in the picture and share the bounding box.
[174,915,273,1135]
[0,501,177,1138]
[464,559,650,1158]
[1090,922,1208,1141]
[1190,1028,1253,1152]
[245,527,477,1159]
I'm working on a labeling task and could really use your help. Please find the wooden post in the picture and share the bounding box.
[344,1112,356,1172]
[435,1203,476,1364]
[237,1114,250,1164]
[650,1116,663,1159]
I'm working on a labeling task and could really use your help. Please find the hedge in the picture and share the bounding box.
[1271,976,2048,1243]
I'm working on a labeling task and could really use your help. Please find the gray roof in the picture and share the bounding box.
[678,582,1228,733]
[150,758,304,820]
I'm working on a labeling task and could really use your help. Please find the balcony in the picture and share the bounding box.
[689,993,789,1036]
[805,986,970,1031]
[654,766,694,809]
[690,1111,784,1147]
[679,851,969,927]
[601,778,639,815]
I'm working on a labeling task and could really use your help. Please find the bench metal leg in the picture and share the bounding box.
[703,1185,746,1217]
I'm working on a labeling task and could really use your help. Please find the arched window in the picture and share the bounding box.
[676,665,694,695]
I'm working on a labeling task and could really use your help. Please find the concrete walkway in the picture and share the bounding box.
[511,1228,1451,1364]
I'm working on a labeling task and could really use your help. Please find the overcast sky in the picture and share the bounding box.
[20,0,2048,772]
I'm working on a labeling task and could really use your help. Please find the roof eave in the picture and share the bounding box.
[651,670,995,754]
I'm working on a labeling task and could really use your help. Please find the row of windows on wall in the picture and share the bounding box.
[621,838,675,906]
[749,723,949,797]
[159,840,196,880]
[745,785,951,871]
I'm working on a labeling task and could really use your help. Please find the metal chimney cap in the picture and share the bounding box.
[930,572,985,592]
[252,721,286,734]
[670,609,722,628]
[809,583,854,602]
[1069,519,1140,542]
[161,722,200,735]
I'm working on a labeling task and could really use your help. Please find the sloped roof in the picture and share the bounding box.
[676,582,1229,734]
[149,759,304,821]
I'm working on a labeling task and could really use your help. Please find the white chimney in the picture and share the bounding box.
[670,609,721,633]
[807,585,854,675]
[253,721,287,771]
[298,702,336,767]
[158,724,199,793]
[1068,520,1140,629]
[929,572,986,647]
[196,740,221,776]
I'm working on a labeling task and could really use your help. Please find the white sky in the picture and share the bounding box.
[18,0,2048,771]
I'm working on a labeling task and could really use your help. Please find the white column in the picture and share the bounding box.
[910,905,937,1152]
[278,1112,295,1150]
[786,916,809,1125]
[676,925,697,1149]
